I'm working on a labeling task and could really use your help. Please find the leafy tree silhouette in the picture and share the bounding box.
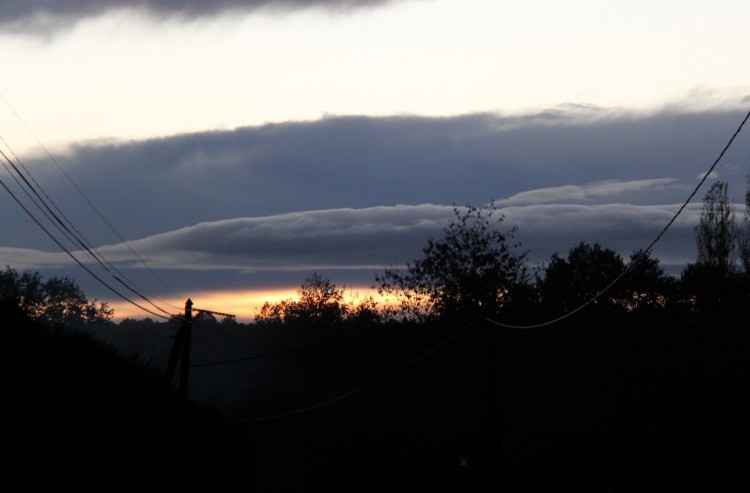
[376,202,528,321]
[694,180,737,277]
[683,180,748,318]
[622,249,677,315]
[255,272,347,327]
[537,242,626,318]
[0,266,113,328]
[738,175,750,276]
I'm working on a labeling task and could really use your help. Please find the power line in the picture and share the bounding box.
[246,320,474,422]
[0,94,185,318]
[486,106,750,330]
[0,145,174,318]
[0,135,175,316]
[0,169,172,320]
[188,329,419,369]
[0,93,183,310]
[184,107,750,417]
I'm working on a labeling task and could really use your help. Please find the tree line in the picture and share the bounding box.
[0,268,113,328]
[255,178,750,328]
[2,178,748,330]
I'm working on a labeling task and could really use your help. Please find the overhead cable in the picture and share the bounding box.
[0,93,182,310]
[0,144,174,318]
[247,321,474,421]
[486,106,750,330]
[0,170,172,320]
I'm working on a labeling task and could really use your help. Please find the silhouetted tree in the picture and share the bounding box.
[346,295,383,326]
[621,249,677,314]
[290,273,346,325]
[194,311,218,328]
[682,180,747,317]
[678,261,737,318]
[376,202,528,321]
[538,242,626,318]
[695,181,736,276]
[255,273,347,327]
[738,175,750,277]
[0,267,42,314]
[0,266,113,328]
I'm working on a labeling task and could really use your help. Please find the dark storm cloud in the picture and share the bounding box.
[18,105,744,246]
[2,105,748,299]
[0,0,398,31]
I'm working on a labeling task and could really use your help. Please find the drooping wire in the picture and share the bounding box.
[246,320,473,422]
[0,136,178,313]
[486,106,750,330]
[188,330,412,369]
[0,145,174,318]
[0,169,171,320]
[0,93,183,310]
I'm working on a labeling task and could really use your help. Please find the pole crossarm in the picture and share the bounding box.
[194,307,236,318]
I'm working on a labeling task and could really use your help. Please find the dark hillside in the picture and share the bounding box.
[247,316,750,492]
[12,294,749,491]
[5,303,254,488]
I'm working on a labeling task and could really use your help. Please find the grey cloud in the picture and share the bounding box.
[0,246,70,270]
[7,106,747,249]
[2,198,707,302]
[0,0,398,32]
[498,178,681,206]
[4,105,747,300]
[99,204,454,271]
[697,171,720,180]
[48,200,699,275]
[501,202,701,266]
[21,107,744,246]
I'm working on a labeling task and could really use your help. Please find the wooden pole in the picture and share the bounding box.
[178,298,193,400]
[165,298,193,399]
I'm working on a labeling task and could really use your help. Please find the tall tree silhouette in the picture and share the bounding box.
[695,181,736,276]
[682,180,744,317]
[376,202,528,321]
[738,175,750,276]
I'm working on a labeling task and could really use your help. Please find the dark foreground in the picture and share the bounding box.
[8,307,750,492]
[246,317,750,492]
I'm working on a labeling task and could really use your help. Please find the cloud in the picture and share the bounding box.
[0,0,399,32]
[99,204,454,271]
[4,104,747,301]
[13,106,742,247]
[697,171,719,181]
[11,200,702,276]
[0,246,70,270]
[497,178,680,206]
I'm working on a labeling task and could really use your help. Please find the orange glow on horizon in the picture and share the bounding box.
[107,285,386,323]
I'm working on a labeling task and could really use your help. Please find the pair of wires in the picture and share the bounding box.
[0,97,179,320]
[1,94,182,311]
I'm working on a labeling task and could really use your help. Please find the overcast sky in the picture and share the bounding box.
[1,0,748,320]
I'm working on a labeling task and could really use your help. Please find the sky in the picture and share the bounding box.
[0,0,748,322]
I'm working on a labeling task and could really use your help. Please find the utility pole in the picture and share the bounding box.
[165,299,235,400]
[166,298,193,400]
